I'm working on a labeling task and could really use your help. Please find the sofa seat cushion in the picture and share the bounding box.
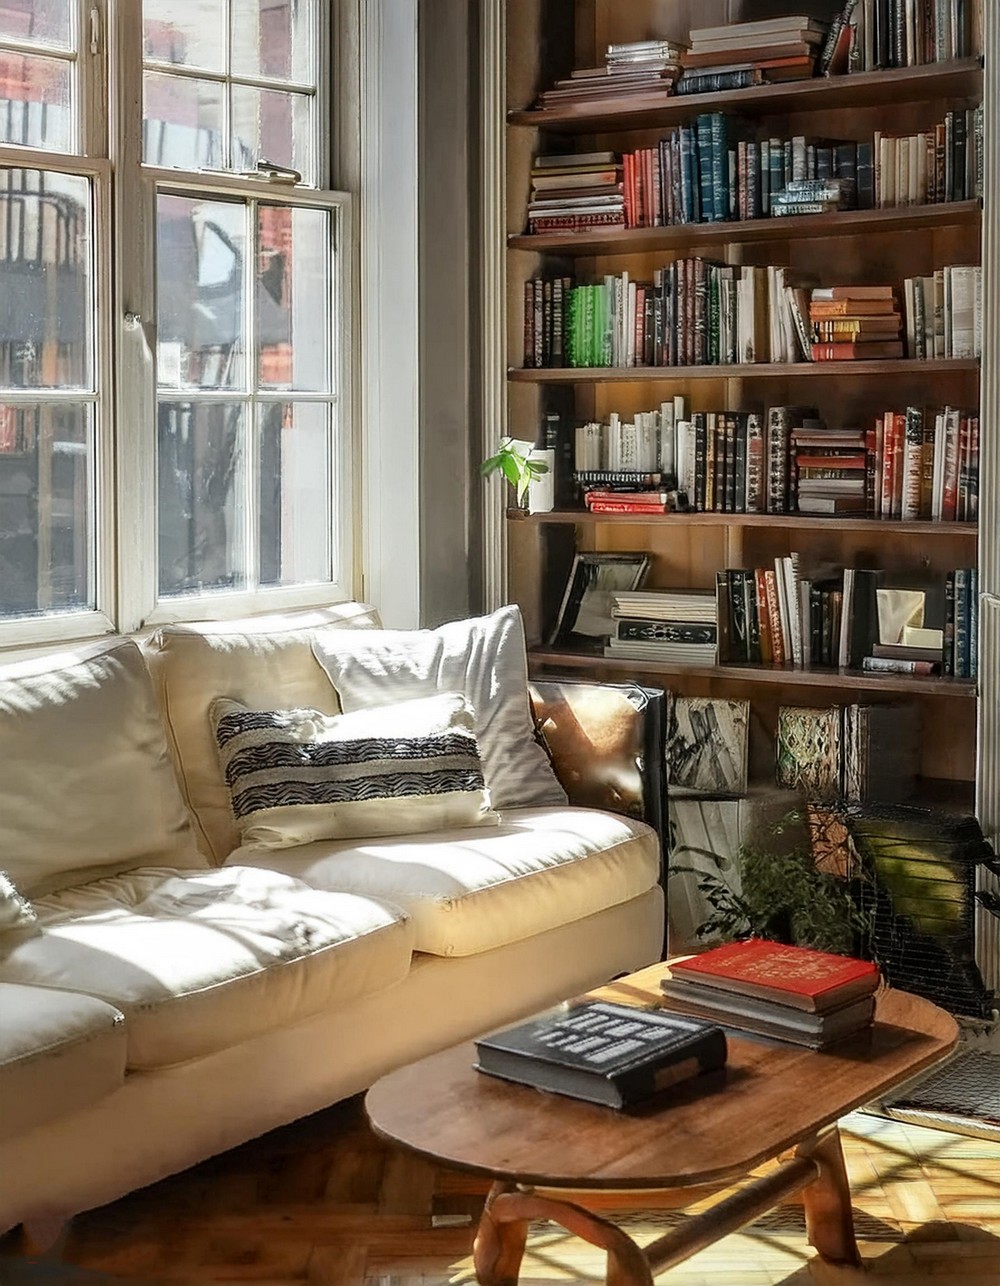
[229,806,661,957]
[0,983,126,1143]
[0,867,414,1070]
[143,602,382,863]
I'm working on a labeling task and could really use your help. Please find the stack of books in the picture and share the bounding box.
[606,590,718,665]
[678,15,828,96]
[809,285,903,360]
[534,39,685,113]
[791,424,868,515]
[659,939,881,1050]
[527,151,625,235]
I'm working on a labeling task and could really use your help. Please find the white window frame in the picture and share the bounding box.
[0,0,355,646]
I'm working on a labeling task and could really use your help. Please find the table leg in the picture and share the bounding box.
[796,1127,862,1267]
[473,1180,654,1286]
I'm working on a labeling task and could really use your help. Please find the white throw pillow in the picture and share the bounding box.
[211,692,499,848]
[310,605,567,811]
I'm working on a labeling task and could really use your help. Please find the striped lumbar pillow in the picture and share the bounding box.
[211,692,498,849]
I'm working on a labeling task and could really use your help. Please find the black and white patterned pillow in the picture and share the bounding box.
[210,692,498,849]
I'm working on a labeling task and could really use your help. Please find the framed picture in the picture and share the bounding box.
[549,552,650,647]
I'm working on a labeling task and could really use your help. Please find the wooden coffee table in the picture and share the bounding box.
[366,962,958,1284]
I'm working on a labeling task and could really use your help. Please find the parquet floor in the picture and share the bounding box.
[3,1098,1000,1286]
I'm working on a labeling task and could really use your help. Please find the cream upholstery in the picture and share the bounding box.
[0,638,202,896]
[0,983,126,1143]
[143,603,381,861]
[0,866,414,1069]
[229,806,661,957]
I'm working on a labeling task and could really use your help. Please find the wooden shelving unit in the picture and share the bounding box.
[503,3,984,805]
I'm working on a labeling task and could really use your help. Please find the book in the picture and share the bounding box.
[473,1000,727,1108]
[667,939,880,1013]
[659,977,876,1048]
[666,695,749,796]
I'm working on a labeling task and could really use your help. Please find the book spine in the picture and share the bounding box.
[861,656,935,675]
[709,113,728,223]
[943,568,956,675]
[745,413,764,513]
[954,566,969,678]
[523,279,536,367]
[616,620,717,643]
[676,68,762,94]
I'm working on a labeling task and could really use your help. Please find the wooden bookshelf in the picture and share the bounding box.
[507,57,983,132]
[507,510,979,535]
[509,359,980,383]
[502,2,984,805]
[509,200,981,257]
[528,647,978,697]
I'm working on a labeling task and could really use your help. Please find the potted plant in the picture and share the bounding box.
[480,436,549,507]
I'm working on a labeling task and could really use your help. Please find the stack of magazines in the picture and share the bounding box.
[660,939,881,1049]
[606,590,718,665]
[534,38,685,112]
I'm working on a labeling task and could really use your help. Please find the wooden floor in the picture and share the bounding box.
[3,1097,1000,1285]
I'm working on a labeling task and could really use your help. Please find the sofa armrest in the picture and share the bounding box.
[529,678,668,874]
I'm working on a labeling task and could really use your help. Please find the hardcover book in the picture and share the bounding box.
[666,696,750,797]
[474,1000,727,1108]
[775,705,841,799]
[659,977,876,1048]
[667,939,880,1013]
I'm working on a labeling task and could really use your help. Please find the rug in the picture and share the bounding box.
[878,1049,1000,1142]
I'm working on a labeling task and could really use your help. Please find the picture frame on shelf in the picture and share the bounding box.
[549,552,650,648]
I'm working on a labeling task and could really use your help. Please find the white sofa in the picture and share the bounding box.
[0,602,665,1233]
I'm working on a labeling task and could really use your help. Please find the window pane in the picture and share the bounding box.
[157,194,245,390]
[258,401,330,587]
[0,53,72,150]
[231,0,312,83]
[231,84,311,182]
[143,0,225,73]
[0,0,72,50]
[0,169,91,390]
[144,72,226,169]
[158,400,247,596]
[0,403,92,615]
[258,205,329,391]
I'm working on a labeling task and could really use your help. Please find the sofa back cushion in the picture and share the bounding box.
[0,638,202,895]
[143,602,381,861]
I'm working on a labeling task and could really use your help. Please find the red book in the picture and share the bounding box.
[667,939,880,1013]
[810,341,904,360]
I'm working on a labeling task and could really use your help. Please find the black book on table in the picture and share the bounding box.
[474,1001,727,1109]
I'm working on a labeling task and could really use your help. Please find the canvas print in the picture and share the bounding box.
[666,696,749,796]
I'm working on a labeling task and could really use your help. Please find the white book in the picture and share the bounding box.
[625,279,637,367]
[607,412,622,470]
[948,264,978,358]
[659,402,676,477]
[931,411,947,521]
[897,136,910,208]
[690,16,827,41]
[839,568,856,669]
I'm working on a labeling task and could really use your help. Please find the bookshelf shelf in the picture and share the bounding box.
[509,358,979,383]
[508,58,983,134]
[506,510,979,535]
[527,648,978,697]
[509,201,982,258]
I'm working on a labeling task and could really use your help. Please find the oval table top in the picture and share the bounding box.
[365,975,958,1191]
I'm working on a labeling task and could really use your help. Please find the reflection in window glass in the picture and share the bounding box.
[143,0,225,72]
[232,0,311,82]
[0,404,93,615]
[258,401,330,586]
[0,52,72,151]
[257,204,330,392]
[156,193,245,390]
[157,400,247,596]
[0,169,92,389]
[0,0,72,50]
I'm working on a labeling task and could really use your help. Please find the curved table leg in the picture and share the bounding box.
[473,1181,654,1286]
[797,1127,862,1267]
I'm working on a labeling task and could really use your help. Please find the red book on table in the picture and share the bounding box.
[668,939,880,1013]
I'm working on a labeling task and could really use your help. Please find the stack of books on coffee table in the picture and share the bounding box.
[659,939,881,1050]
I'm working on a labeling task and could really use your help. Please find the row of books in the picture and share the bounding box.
[565,399,978,523]
[522,265,981,369]
[903,267,982,360]
[582,110,982,234]
[839,0,981,71]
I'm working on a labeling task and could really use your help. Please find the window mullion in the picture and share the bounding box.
[243,198,259,591]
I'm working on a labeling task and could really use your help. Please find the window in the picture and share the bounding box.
[0,0,351,642]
